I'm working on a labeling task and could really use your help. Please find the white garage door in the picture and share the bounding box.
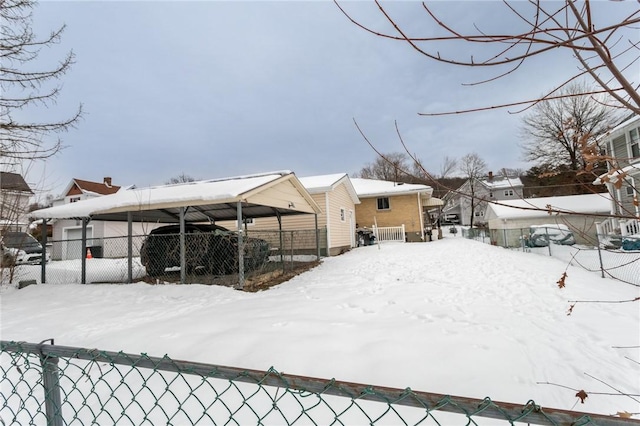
[63,227,93,260]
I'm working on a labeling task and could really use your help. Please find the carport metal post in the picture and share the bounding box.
[180,207,186,285]
[127,212,133,284]
[315,214,320,260]
[81,218,88,284]
[236,201,245,289]
[40,219,48,284]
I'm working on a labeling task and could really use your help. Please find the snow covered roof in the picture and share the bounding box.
[593,162,640,185]
[601,114,639,140]
[479,176,523,190]
[485,193,612,220]
[298,173,360,204]
[350,178,433,198]
[31,171,322,222]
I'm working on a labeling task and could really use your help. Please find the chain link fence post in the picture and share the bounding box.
[596,231,606,279]
[38,340,63,426]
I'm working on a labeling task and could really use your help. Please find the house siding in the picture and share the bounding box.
[218,181,356,256]
[356,194,422,235]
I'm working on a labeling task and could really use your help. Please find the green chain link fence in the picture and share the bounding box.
[0,229,326,289]
[2,341,637,425]
[460,227,640,286]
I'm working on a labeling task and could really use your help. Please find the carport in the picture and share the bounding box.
[30,171,322,289]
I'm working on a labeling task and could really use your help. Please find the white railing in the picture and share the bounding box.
[372,224,406,243]
[595,217,639,237]
[621,218,640,236]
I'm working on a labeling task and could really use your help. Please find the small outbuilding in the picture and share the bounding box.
[484,193,612,247]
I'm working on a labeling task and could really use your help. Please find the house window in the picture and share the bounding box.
[340,208,346,222]
[626,186,635,196]
[504,189,514,197]
[629,128,640,158]
[377,197,390,210]
[70,197,81,203]
[474,211,484,217]
[243,218,255,226]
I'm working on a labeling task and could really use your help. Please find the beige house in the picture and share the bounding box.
[350,178,436,242]
[220,173,360,256]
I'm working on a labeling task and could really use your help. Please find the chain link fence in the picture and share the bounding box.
[3,341,635,426]
[460,227,640,286]
[0,229,326,289]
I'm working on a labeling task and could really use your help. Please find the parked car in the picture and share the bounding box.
[0,231,49,265]
[140,224,270,277]
[525,224,576,247]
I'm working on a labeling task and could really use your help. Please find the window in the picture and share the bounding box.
[630,128,639,158]
[70,197,81,203]
[504,189,514,197]
[377,197,390,210]
[474,210,484,217]
[243,218,255,226]
[626,186,635,196]
[340,208,346,222]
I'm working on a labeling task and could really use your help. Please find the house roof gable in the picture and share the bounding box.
[0,172,33,194]
[299,173,360,204]
[64,178,121,197]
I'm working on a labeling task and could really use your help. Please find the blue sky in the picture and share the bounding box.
[19,1,639,201]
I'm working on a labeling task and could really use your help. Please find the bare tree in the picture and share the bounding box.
[166,173,197,185]
[336,1,640,115]
[458,153,487,229]
[356,152,412,182]
[521,82,622,172]
[1,0,82,161]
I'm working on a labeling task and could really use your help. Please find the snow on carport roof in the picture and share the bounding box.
[31,171,322,223]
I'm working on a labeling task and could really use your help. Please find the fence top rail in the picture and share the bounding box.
[2,340,636,426]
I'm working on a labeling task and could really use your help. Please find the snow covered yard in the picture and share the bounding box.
[1,237,639,419]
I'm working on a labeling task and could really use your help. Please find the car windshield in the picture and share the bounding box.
[2,232,39,246]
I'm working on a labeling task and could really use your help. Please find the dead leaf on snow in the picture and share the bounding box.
[576,390,588,403]
[557,272,567,289]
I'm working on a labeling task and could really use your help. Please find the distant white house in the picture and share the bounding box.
[49,177,151,260]
[443,172,524,226]
[484,193,612,247]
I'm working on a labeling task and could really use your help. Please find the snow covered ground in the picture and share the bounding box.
[1,237,639,419]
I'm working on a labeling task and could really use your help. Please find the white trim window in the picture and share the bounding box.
[377,197,390,210]
[340,208,346,222]
[630,127,639,159]
[504,189,514,197]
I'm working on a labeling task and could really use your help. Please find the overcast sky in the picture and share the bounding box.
[19,1,639,201]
